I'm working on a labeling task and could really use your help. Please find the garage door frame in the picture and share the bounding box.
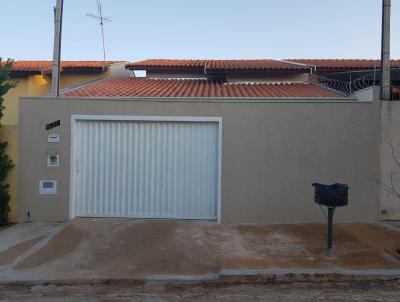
[69,115,222,222]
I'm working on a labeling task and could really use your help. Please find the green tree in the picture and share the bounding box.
[0,58,16,225]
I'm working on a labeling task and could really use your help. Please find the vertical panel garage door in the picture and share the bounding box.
[72,117,220,220]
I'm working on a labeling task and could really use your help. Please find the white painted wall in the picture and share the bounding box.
[109,62,134,77]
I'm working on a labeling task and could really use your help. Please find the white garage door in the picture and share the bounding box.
[71,116,221,220]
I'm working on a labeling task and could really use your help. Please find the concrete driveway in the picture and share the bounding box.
[0,219,400,283]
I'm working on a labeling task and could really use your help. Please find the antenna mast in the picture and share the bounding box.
[86,0,112,61]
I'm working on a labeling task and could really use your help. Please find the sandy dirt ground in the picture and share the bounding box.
[1,219,400,283]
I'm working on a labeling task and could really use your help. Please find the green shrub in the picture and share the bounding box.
[0,58,16,225]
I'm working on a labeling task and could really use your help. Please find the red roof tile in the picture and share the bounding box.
[10,61,123,75]
[127,59,309,72]
[288,59,400,70]
[63,78,342,98]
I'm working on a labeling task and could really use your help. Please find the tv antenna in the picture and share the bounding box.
[86,0,112,61]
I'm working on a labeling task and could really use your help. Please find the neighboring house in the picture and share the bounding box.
[127,59,313,82]
[17,59,387,224]
[129,58,400,97]
[2,60,131,222]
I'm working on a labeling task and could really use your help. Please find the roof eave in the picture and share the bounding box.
[42,95,358,102]
[207,68,312,73]
[10,70,42,77]
[61,67,108,74]
[126,65,205,73]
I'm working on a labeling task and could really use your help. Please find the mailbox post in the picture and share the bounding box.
[327,207,334,256]
[312,183,349,257]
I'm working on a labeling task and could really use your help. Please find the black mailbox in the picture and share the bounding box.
[312,183,349,257]
[312,183,349,208]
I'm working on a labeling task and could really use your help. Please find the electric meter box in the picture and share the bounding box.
[39,180,57,195]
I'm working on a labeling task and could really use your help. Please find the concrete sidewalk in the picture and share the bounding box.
[0,219,399,284]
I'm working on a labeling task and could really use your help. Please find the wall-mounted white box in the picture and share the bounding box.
[39,180,57,195]
[47,154,59,167]
[48,134,60,143]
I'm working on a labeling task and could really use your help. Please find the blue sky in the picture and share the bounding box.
[1,0,399,61]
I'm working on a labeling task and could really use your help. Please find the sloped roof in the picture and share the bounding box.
[63,78,343,98]
[10,61,123,75]
[287,59,400,70]
[127,59,310,72]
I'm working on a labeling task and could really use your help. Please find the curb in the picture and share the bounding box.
[217,269,400,283]
[377,221,400,233]
[1,269,399,286]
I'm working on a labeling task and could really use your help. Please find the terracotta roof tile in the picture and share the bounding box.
[288,59,400,70]
[10,61,123,74]
[63,78,343,98]
[127,59,309,72]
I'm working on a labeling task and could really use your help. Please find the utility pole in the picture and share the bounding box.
[51,0,64,97]
[86,0,112,62]
[381,0,391,100]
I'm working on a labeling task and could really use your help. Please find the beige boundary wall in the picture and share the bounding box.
[379,101,400,220]
[18,94,380,224]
